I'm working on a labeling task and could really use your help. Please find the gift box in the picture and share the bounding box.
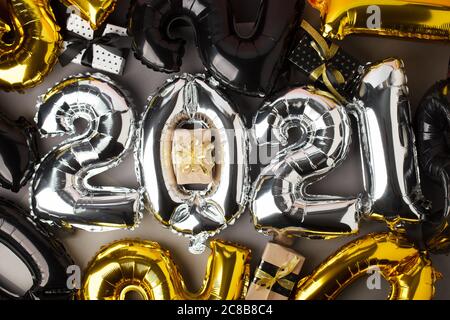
[172,129,215,185]
[289,20,361,102]
[246,242,305,300]
[60,14,131,75]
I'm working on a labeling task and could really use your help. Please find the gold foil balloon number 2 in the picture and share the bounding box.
[78,239,251,300]
[0,0,117,91]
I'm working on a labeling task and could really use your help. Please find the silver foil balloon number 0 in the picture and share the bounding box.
[136,74,248,253]
[30,74,141,232]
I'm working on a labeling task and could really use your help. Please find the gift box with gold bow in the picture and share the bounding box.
[246,242,305,300]
[289,20,361,103]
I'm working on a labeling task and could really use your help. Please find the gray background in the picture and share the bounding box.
[1,0,450,299]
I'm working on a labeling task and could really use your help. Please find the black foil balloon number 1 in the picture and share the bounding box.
[0,112,38,192]
[0,198,74,299]
[128,0,305,97]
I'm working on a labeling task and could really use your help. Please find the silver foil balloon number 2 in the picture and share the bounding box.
[30,74,141,232]
[251,86,358,237]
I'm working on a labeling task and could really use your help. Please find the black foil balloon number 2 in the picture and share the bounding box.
[0,198,74,300]
[128,0,305,97]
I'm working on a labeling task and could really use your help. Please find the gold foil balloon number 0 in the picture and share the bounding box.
[0,0,116,91]
[79,239,251,300]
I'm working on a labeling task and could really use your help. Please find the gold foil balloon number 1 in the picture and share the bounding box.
[308,0,450,40]
[78,239,251,300]
[0,0,117,91]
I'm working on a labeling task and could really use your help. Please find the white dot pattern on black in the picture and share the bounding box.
[63,15,128,74]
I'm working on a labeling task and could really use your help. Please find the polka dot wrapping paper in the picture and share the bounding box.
[289,21,361,100]
[62,14,129,75]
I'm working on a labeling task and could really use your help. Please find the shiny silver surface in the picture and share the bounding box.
[137,74,248,254]
[30,73,140,232]
[250,87,360,238]
[349,58,427,223]
[250,59,430,239]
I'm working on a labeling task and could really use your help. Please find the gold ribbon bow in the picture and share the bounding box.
[255,256,300,292]
[301,20,347,103]
[175,134,214,175]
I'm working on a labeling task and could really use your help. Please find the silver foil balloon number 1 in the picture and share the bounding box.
[348,58,428,227]
[250,58,429,239]
[136,74,249,254]
[30,74,141,232]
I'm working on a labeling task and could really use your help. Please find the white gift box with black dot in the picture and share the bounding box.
[62,14,129,75]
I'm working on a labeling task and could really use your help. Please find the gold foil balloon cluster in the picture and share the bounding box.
[78,239,251,300]
[0,0,116,91]
[308,0,450,41]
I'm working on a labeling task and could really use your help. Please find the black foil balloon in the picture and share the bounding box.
[416,79,450,231]
[0,198,75,299]
[128,0,305,97]
[0,113,38,192]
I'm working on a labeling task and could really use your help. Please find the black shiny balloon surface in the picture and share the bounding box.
[0,198,75,300]
[128,0,305,97]
[0,113,38,192]
[415,79,450,230]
